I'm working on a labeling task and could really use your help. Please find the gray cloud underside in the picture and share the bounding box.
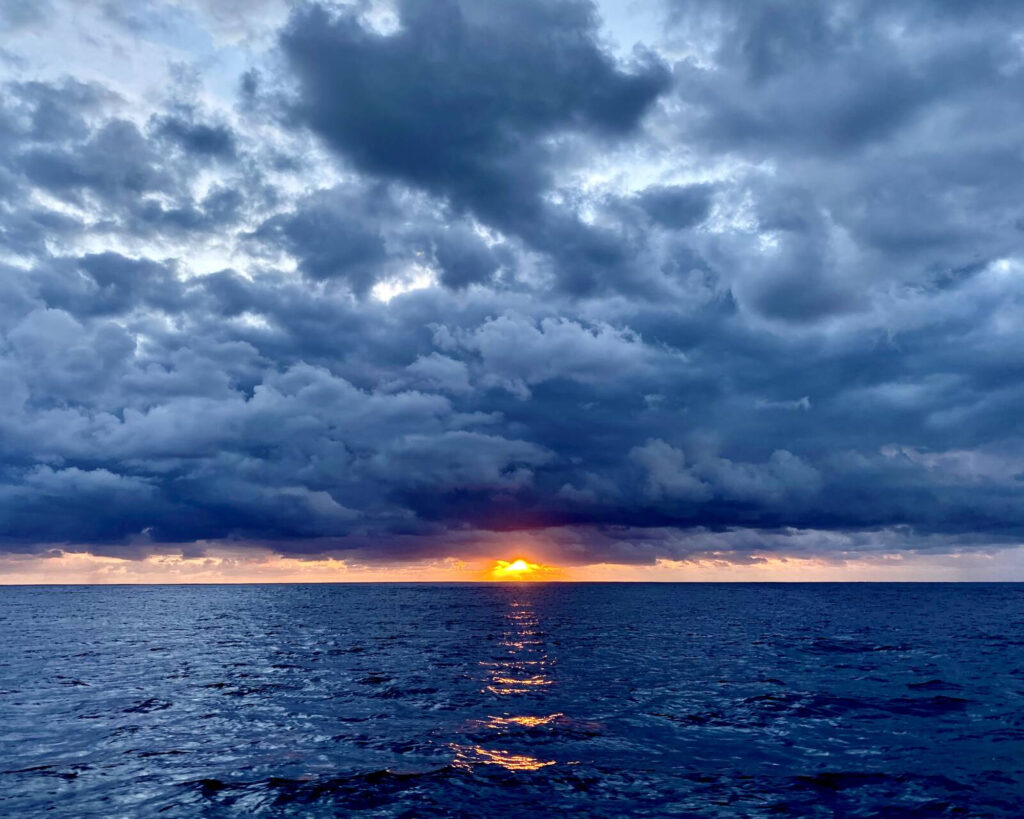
[2,0,1024,563]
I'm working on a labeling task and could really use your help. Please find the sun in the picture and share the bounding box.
[490,558,540,580]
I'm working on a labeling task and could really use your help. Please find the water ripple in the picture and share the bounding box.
[1,583,1022,816]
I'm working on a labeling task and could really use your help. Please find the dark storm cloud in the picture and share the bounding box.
[282,1,668,204]
[280,0,670,293]
[20,120,172,202]
[432,228,501,290]
[2,0,1024,566]
[154,110,236,159]
[0,78,253,245]
[669,0,1024,321]
[251,183,402,293]
[635,184,713,230]
[668,0,1024,156]
[34,253,187,317]
[9,79,116,143]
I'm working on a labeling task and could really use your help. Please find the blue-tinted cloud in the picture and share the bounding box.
[1,0,1023,566]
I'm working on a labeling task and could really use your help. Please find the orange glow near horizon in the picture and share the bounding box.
[1,544,1023,583]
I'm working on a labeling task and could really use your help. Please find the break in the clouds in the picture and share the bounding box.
[2,0,1024,569]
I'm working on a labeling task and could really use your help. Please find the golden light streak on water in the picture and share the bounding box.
[485,713,564,729]
[449,744,557,772]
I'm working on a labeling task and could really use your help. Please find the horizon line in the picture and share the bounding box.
[3,579,1023,587]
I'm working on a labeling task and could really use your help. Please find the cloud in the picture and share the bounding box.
[635,184,714,230]
[153,109,237,159]
[629,439,711,502]
[436,313,671,398]
[254,186,390,292]
[279,0,670,293]
[669,0,1024,322]
[432,227,501,290]
[1,0,1024,572]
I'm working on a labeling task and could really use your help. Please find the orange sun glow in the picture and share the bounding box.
[490,558,542,580]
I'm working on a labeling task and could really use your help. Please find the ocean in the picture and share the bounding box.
[1,583,1022,816]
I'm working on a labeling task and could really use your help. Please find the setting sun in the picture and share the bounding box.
[490,558,542,580]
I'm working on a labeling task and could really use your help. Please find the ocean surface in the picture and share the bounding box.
[1,583,1022,817]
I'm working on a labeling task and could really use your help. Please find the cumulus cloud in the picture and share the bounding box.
[1,0,1023,568]
[436,313,671,398]
[279,0,670,294]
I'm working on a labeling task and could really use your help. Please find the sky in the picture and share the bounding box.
[2,0,1024,582]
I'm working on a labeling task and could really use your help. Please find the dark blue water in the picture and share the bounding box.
[1,584,1023,817]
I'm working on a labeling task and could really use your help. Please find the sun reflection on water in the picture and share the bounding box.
[486,675,553,695]
[450,744,556,772]
[483,600,554,696]
[485,713,564,729]
[452,593,573,772]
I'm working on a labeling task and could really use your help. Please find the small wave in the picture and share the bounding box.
[202,682,287,697]
[177,767,459,811]
[884,695,971,717]
[123,697,172,713]
[906,679,963,691]
[370,686,440,700]
[794,771,894,791]
[3,764,87,780]
[805,637,910,655]
[727,692,973,721]
[357,674,393,685]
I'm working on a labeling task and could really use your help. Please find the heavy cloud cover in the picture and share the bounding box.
[1,0,1024,566]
